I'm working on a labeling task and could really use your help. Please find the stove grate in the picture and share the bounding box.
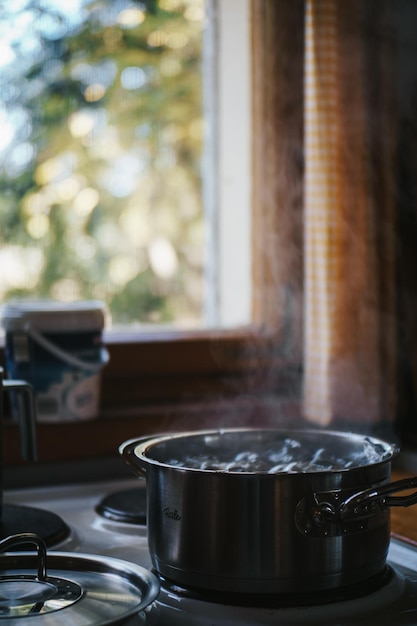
[0,504,71,548]
[95,486,147,525]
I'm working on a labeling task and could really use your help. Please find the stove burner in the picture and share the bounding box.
[156,566,395,609]
[95,486,147,525]
[0,505,71,548]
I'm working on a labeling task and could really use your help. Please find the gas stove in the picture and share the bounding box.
[4,478,417,625]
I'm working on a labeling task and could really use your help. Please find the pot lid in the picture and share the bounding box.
[0,533,159,624]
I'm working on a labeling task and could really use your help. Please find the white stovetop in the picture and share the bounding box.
[4,479,417,625]
[4,478,152,566]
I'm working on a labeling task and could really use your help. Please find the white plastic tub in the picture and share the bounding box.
[1,300,109,423]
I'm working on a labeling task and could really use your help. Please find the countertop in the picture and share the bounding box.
[390,469,417,542]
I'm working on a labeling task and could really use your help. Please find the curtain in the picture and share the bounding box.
[303,0,398,430]
[251,0,305,347]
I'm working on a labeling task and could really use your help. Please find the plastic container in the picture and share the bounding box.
[1,300,109,423]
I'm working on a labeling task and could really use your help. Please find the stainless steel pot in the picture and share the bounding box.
[120,428,417,595]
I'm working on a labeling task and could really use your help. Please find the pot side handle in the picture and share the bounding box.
[119,432,176,477]
[119,438,149,477]
[340,476,417,520]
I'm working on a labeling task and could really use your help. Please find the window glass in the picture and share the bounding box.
[0,0,205,327]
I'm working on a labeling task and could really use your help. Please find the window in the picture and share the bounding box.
[0,0,256,331]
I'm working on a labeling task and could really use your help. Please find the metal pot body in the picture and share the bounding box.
[120,429,403,595]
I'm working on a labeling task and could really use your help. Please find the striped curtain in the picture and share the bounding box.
[303,0,397,428]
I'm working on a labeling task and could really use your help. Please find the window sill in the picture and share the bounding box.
[100,326,300,411]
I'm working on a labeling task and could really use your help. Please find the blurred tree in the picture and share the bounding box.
[0,0,204,326]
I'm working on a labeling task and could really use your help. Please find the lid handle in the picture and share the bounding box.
[0,533,47,581]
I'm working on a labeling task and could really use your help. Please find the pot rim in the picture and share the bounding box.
[122,427,400,476]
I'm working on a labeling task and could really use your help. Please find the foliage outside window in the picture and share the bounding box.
[0,0,204,326]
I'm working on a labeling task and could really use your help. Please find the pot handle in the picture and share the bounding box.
[339,476,417,520]
[119,432,173,476]
[119,433,172,477]
[119,438,149,477]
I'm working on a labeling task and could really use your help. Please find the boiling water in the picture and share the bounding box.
[166,437,390,473]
